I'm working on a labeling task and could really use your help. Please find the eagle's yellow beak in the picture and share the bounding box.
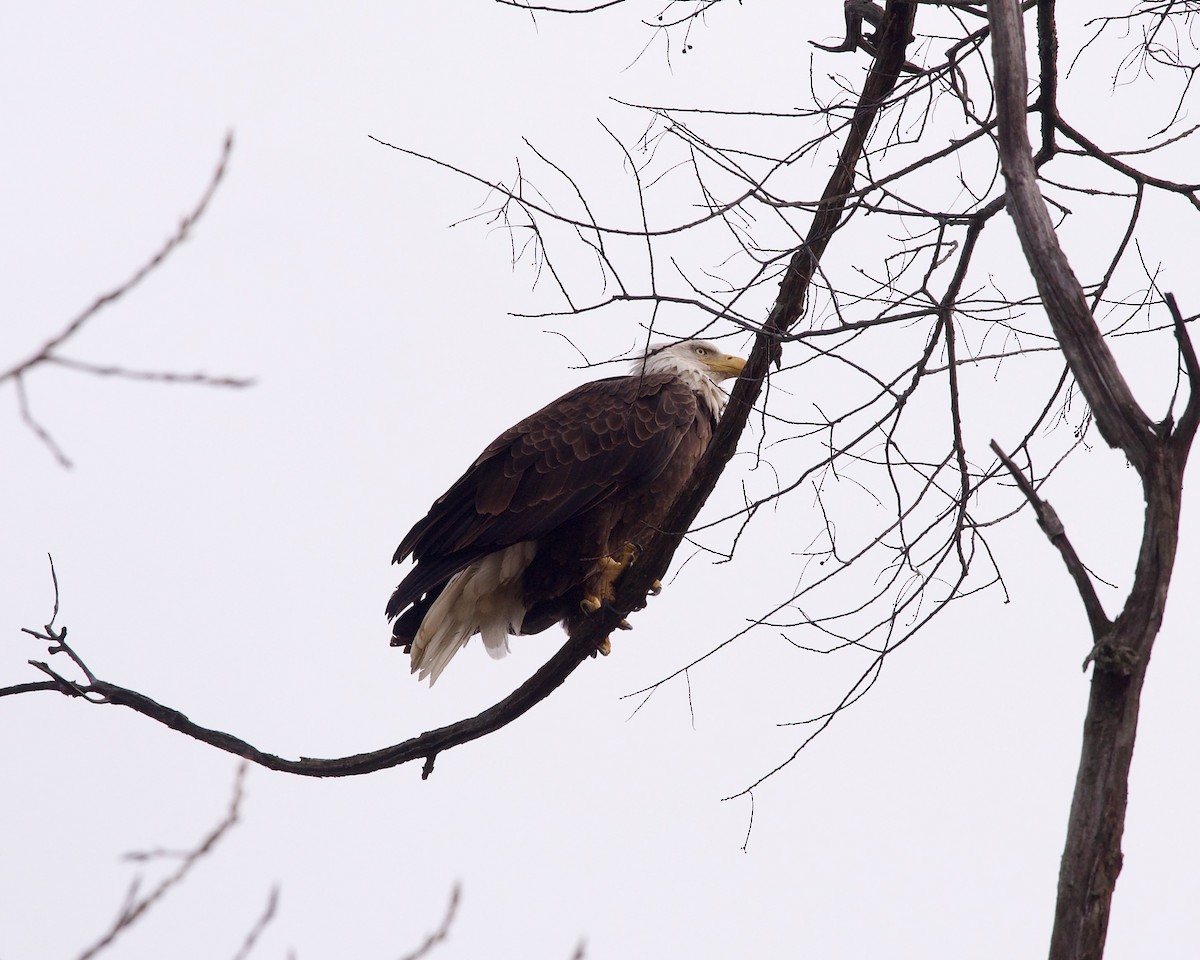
[705,353,747,381]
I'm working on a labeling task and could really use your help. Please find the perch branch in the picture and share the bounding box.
[7,623,611,780]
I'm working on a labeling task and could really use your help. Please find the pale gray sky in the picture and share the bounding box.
[3,4,1198,958]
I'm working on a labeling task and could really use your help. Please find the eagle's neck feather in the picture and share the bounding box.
[671,366,727,417]
[634,354,727,417]
[633,348,724,415]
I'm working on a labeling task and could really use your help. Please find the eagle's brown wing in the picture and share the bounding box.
[385,372,701,622]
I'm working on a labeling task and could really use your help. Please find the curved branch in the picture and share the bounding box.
[9,551,625,779]
[10,623,612,780]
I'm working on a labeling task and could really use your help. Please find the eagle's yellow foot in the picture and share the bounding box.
[580,542,640,616]
[649,579,662,596]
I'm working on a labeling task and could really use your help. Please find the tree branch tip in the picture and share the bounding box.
[421,754,438,780]
[29,659,71,688]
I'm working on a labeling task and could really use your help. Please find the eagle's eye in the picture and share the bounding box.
[695,346,708,356]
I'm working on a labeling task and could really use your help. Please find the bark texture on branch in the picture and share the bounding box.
[989,4,1199,959]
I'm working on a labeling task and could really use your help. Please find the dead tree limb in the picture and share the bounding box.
[989,3,1200,958]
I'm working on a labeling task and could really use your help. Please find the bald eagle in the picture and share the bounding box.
[387,339,746,684]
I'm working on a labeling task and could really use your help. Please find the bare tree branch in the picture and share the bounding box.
[230,887,280,960]
[75,764,248,960]
[397,885,461,960]
[9,566,608,777]
[1,132,251,465]
[989,438,1110,637]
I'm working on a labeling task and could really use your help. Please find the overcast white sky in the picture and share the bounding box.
[3,4,1198,959]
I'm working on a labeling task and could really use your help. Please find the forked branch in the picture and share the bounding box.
[2,133,252,467]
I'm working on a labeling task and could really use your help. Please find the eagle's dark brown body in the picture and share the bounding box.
[386,340,742,683]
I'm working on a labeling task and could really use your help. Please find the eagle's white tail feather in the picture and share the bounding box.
[410,542,536,684]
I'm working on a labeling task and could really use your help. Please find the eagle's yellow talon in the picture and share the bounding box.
[617,618,632,631]
[597,637,612,656]
[649,579,663,595]
[581,595,602,615]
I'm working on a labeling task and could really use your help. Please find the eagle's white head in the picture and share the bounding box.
[631,339,746,414]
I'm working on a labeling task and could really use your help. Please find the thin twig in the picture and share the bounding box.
[397,885,461,960]
[76,764,248,960]
[230,887,280,960]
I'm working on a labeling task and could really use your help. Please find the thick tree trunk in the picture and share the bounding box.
[1048,461,1184,960]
